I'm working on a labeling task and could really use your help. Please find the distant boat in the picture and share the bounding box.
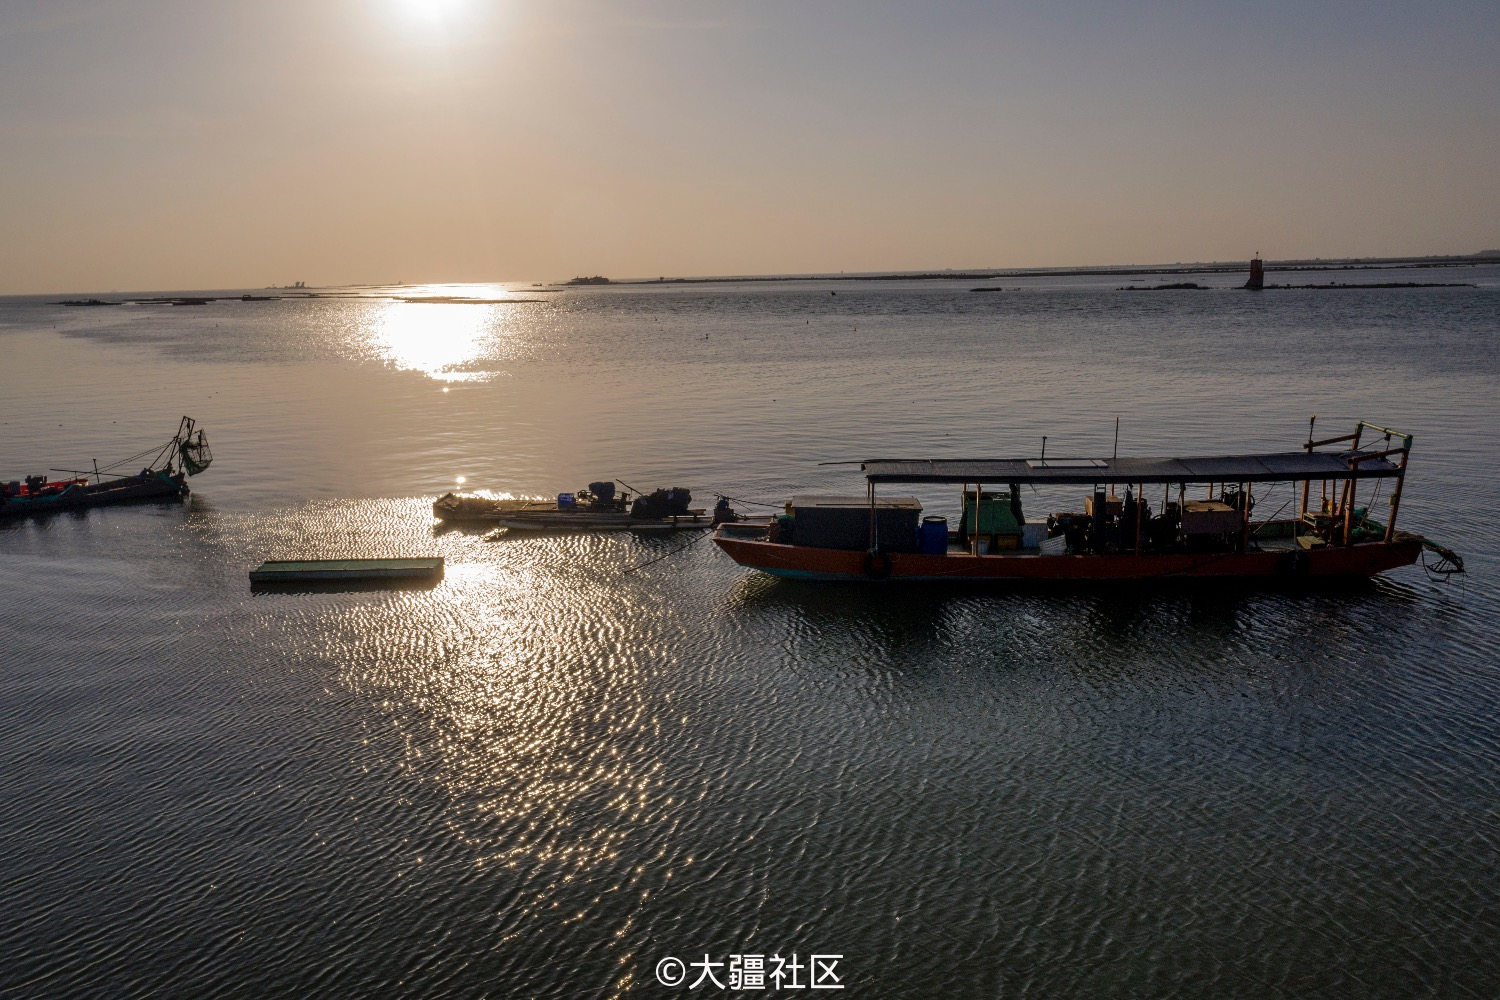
[1244,256,1265,290]
[2,417,212,520]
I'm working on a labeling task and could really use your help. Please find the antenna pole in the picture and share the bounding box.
[1113,417,1120,461]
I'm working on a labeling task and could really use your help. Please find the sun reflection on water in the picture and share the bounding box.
[368,299,504,381]
[298,525,676,904]
[226,500,698,998]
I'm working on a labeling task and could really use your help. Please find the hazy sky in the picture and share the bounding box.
[3,0,1497,292]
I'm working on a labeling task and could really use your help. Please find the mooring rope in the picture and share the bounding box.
[621,529,713,575]
[714,492,783,509]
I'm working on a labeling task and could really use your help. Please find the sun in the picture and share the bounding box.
[394,0,467,26]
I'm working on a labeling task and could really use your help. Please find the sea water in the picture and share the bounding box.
[3,267,1499,996]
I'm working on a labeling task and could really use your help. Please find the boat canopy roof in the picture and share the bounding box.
[860,451,1404,486]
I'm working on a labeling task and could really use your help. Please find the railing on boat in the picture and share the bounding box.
[851,418,1418,559]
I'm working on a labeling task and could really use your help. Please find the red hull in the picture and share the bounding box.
[713,535,1422,582]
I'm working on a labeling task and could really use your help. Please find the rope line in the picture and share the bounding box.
[622,529,712,575]
[714,492,783,509]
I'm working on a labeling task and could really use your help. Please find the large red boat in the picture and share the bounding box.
[713,420,1464,583]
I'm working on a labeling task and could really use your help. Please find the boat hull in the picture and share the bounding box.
[497,513,712,532]
[1,471,188,520]
[432,493,560,522]
[713,534,1423,583]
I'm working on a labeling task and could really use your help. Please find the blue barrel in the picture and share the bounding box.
[557,492,576,509]
[918,515,948,555]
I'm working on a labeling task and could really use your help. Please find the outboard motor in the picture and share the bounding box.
[632,487,694,519]
[588,481,615,504]
[712,497,738,525]
[1221,488,1253,513]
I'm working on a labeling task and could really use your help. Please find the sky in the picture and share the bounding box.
[2,0,1497,293]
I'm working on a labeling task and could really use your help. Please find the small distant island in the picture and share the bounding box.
[565,275,611,285]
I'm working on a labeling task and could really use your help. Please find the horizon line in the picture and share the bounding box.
[6,250,1498,299]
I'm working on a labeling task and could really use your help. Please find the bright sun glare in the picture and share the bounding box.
[395,0,466,26]
[371,301,495,381]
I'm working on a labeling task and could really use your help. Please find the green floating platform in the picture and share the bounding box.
[249,557,444,583]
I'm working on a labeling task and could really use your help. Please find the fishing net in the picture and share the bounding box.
[179,431,213,476]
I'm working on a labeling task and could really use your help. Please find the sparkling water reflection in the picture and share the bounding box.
[369,301,499,381]
[2,270,1499,996]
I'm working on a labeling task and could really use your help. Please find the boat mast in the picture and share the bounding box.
[1349,422,1413,541]
[1383,433,1412,541]
[1300,415,1316,520]
[1342,423,1365,544]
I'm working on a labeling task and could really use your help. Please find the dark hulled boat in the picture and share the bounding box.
[435,481,719,532]
[432,493,559,522]
[2,417,212,520]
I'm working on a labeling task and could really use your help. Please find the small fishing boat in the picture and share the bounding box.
[432,493,558,522]
[713,419,1465,583]
[1,417,212,520]
[436,480,722,532]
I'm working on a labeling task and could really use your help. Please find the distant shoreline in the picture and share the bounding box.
[601,253,1500,286]
[9,253,1498,300]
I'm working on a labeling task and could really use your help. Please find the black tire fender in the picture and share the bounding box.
[864,548,892,580]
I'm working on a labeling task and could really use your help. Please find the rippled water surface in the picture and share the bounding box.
[3,269,1500,997]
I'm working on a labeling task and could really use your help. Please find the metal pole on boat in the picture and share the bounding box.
[962,481,968,549]
[1301,415,1315,518]
[972,483,981,555]
[1338,478,1352,544]
[1342,423,1364,545]
[1385,433,1412,541]
[1135,481,1143,556]
[1240,481,1251,552]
